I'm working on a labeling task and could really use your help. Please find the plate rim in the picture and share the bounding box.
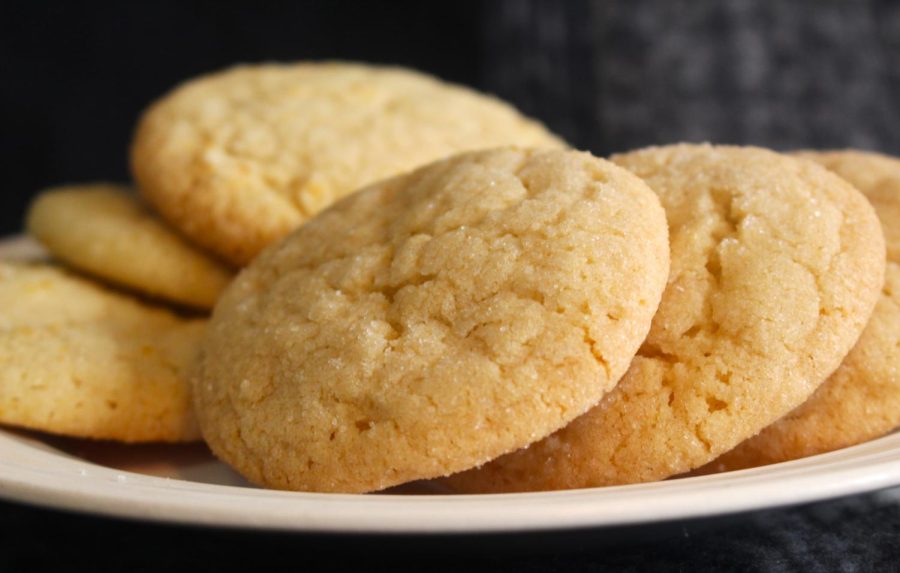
[1,427,900,534]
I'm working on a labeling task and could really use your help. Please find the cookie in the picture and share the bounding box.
[0,262,205,442]
[26,184,233,309]
[192,147,670,493]
[445,144,885,492]
[705,150,900,471]
[131,62,565,265]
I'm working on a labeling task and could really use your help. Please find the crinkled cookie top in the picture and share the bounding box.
[707,149,900,470]
[447,144,885,492]
[132,62,564,264]
[193,147,670,493]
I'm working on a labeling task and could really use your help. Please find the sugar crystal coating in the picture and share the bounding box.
[447,144,885,491]
[193,147,670,492]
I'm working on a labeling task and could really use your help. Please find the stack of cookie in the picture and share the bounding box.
[1,62,896,494]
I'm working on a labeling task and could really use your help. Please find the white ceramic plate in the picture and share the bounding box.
[2,236,900,534]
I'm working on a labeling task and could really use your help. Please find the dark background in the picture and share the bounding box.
[3,0,900,569]
[4,0,900,233]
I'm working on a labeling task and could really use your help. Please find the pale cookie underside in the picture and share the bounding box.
[193,147,670,493]
[0,262,205,442]
[26,184,233,309]
[132,62,565,265]
[446,144,885,492]
[705,149,900,470]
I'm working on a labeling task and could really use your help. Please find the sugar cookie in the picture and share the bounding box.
[27,184,232,308]
[193,147,670,492]
[706,149,900,470]
[0,262,204,442]
[132,62,565,264]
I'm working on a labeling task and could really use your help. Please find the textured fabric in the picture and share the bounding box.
[483,0,900,156]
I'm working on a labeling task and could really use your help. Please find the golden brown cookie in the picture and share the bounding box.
[132,62,565,265]
[445,144,885,492]
[192,147,670,493]
[705,150,900,471]
[26,184,233,309]
[0,262,205,442]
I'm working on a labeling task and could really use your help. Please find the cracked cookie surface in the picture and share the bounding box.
[132,62,564,265]
[192,147,670,493]
[445,144,885,492]
[0,262,205,442]
[706,150,899,471]
[27,184,233,309]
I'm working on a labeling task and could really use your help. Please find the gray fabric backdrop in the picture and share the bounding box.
[483,0,900,155]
